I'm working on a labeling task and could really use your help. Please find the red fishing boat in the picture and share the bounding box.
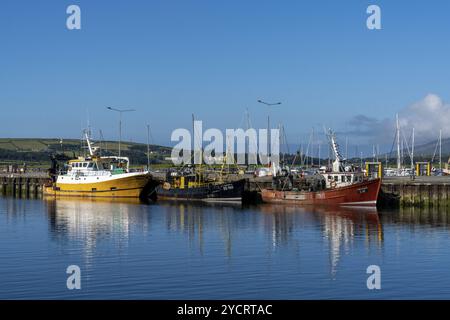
[261,175,381,206]
[261,129,382,207]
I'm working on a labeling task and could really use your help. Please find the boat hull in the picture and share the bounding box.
[156,179,245,202]
[261,178,381,206]
[43,173,151,198]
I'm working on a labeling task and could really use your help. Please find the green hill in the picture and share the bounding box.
[0,138,172,166]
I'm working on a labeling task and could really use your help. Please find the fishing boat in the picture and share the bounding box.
[156,114,245,202]
[156,168,245,202]
[261,129,381,207]
[44,133,151,198]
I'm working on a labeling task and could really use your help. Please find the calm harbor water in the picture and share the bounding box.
[1,196,450,299]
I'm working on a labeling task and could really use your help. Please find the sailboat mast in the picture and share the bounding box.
[267,114,270,166]
[396,113,401,171]
[345,137,348,160]
[376,144,379,162]
[318,142,321,167]
[311,127,314,167]
[147,124,150,171]
[440,129,442,171]
[411,127,415,170]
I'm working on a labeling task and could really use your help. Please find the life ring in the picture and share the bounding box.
[330,181,337,188]
[163,182,171,190]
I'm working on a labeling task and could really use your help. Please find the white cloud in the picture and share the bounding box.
[399,94,450,142]
[344,94,450,145]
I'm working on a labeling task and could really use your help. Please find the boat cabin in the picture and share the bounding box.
[67,156,130,175]
[321,172,364,189]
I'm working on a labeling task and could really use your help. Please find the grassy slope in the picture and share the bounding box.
[0,138,168,152]
[0,138,172,166]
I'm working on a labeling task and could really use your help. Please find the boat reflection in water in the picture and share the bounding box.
[258,204,383,277]
[44,196,385,277]
[162,203,385,277]
[5,196,450,299]
[44,196,152,264]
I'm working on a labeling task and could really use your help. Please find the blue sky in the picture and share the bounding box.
[1,0,450,154]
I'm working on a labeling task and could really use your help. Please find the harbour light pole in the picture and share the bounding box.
[257,99,281,165]
[106,107,136,158]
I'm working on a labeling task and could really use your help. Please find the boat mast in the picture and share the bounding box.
[311,127,314,168]
[396,113,401,172]
[147,124,151,171]
[85,131,94,156]
[328,129,344,172]
[318,142,321,167]
[360,151,363,170]
[440,129,442,171]
[376,144,379,162]
[411,127,415,170]
[345,137,348,160]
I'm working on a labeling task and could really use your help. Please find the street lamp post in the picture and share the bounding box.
[106,107,136,158]
[257,100,281,165]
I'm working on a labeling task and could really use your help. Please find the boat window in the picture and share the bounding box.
[334,176,338,182]
[327,175,332,180]
[83,163,88,167]
[341,176,345,183]
[88,163,94,168]
[347,176,351,182]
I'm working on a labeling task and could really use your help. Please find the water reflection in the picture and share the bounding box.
[259,205,383,276]
[4,195,450,298]
[320,207,382,277]
[380,206,450,227]
[42,197,389,276]
[44,197,151,265]
[161,202,251,257]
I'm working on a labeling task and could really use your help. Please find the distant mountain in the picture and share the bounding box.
[406,138,450,157]
[374,137,450,164]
